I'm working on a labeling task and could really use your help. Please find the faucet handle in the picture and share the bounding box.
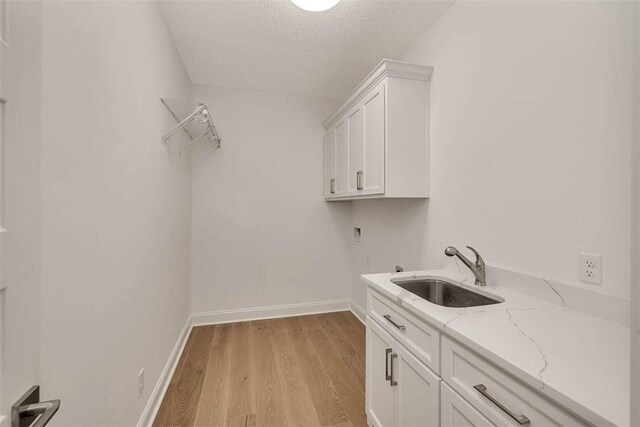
[466,246,485,269]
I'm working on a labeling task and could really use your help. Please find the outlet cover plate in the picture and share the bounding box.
[579,253,602,285]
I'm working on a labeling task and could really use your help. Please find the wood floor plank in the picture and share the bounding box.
[250,321,288,427]
[153,328,199,426]
[154,326,216,427]
[194,323,232,426]
[336,312,365,357]
[324,313,365,386]
[153,312,364,427]
[288,316,351,426]
[244,413,256,427]
[302,316,367,427]
[172,329,199,384]
[315,313,365,389]
[315,314,360,361]
[269,318,322,426]
[225,322,255,427]
[341,311,365,333]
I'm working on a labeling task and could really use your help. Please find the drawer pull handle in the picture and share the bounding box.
[383,314,406,330]
[474,384,530,425]
[385,348,392,381]
[330,178,335,194]
[390,353,398,386]
[356,170,364,190]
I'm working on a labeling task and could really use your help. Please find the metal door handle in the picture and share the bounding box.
[330,178,335,194]
[356,170,363,190]
[390,353,398,386]
[474,384,530,425]
[12,386,60,427]
[385,348,392,381]
[383,314,406,330]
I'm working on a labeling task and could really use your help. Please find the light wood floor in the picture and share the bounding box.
[153,311,366,427]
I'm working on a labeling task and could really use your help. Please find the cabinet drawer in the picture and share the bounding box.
[368,289,440,373]
[441,382,492,427]
[442,336,588,426]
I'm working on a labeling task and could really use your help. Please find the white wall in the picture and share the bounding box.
[190,84,352,315]
[630,1,639,424]
[39,2,192,425]
[351,1,634,309]
[1,0,43,418]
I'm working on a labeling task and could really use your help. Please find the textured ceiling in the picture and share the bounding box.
[160,0,454,99]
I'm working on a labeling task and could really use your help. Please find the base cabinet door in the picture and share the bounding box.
[441,383,493,427]
[366,317,395,427]
[395,344,440,427]
[367,317,440,427]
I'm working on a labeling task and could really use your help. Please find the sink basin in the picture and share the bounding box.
[390,278,504,308]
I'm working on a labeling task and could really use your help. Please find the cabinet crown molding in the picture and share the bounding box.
[322,59,433,130]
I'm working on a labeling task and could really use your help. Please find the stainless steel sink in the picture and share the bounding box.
[390,278,504,308]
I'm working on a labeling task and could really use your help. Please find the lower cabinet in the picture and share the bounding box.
[367,317,395,427]
[441,383,493,427]
[366,317,440,427]
[366,290,591,427]
[395,343,440,426]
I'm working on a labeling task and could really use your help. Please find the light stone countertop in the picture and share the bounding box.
[361,268,629,427]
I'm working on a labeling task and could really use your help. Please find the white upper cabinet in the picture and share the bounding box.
[323,59,431,200]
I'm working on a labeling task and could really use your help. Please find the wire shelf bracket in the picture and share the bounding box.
[161,98,221,156]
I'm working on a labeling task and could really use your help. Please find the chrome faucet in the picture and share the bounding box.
[445,246,486,286]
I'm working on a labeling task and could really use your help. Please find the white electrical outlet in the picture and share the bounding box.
[138,368,144,397]
[579,253,602,285]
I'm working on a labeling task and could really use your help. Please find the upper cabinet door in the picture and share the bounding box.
[323,130,336,197]
[346,81,385,197]
[334,119,348,196]
[347,105,364,194]
[361,81,385,195]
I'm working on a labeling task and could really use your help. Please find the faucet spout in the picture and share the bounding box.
[444,245,486,286]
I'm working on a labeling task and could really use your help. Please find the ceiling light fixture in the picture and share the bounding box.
[290,0,341,12]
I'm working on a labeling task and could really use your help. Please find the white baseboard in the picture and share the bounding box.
[191,299,351,326]
[350,300,366,324]
[137,316,192,427]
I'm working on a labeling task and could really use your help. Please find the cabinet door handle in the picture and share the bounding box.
[383,314,406,330]
[473,384,530,425]
[356,170,364,190]
[390,353,398,386]
[330,178,335,194]
[385,348,392,381]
